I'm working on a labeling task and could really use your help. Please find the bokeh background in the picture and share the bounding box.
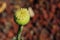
[0,0,60,40]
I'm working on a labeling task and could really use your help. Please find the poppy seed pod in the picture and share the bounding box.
[15,8,30,25]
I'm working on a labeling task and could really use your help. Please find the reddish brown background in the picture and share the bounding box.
[0,0,60,40]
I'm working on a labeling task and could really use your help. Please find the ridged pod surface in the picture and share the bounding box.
[15,8,30,25]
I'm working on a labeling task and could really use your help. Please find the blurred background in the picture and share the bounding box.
[0,0,60,40]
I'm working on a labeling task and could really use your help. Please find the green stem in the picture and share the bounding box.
[17,26,24,40]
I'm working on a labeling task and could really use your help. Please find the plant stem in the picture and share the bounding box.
[17,26,24,40]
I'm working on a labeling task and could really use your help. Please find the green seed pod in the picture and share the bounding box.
[15,8,30,25]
